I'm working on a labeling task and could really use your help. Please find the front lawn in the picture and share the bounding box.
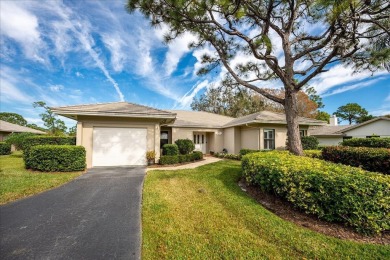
[0,152,83,204]
[143,160,389,259]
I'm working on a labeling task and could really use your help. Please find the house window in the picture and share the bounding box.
[343,136,352,140]
[264,129,275,150]
[299,130,307,137]
[366,135,380,138]
[160,131,169,148]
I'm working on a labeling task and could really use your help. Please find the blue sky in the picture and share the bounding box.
[1,0,389,128]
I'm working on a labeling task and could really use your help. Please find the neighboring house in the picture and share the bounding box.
[52,102,326,168]
[311,116,390,146]
[0,120,46,141]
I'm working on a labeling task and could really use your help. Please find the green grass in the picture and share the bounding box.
[143,160,390,259]
[0,152,83,204]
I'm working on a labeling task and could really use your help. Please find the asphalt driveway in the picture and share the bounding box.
[0,166,145,260]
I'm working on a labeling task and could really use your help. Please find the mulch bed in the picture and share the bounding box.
[238,178,390,245]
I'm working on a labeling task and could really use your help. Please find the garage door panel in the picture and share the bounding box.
[92,127,147,166]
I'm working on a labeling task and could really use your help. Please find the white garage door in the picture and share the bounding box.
[92,127,147,166]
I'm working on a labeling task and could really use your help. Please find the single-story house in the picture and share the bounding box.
[52,102,327,168]
[0,120,46,141]
[311,116,390,146]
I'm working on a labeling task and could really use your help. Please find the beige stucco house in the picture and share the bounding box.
[52,102,327,168]
[0,120,46,141]
[311,116,390,146]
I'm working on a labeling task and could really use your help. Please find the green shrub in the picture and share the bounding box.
[26,145,86,172]
[239,149,260,156]
[303,150,322,159]
[5,132,37,150]
[301,136,319,150]
[322,146,390,174]
[175,139,195,155]
[215,153,241,160]
[191,151,203,161]
[162,144,179,156]
[341,137,390,148]
[242,151,390,234]
[0,142,11,155]
[159,155,180,165]
[24,136,76,152]
[160,151,203,165]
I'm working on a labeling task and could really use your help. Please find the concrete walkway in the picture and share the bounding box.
[147,156,222,172]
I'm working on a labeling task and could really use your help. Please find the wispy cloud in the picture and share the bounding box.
[49,84,64,92]
[321,77,385,97]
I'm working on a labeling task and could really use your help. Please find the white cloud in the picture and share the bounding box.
[164,32,197,75]
[385,94,390,102]
[0,1,45,62]
[310,64,389,95]
[49,84,64,92]
[75,72,83,78]
[321,77,385,97]
[176,80,209,108]
[101,33,126,72]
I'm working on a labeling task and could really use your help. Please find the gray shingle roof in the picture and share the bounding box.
[167,110,234,128]
[339,117,390,133]
[223,111,326,127]
[310,125,350,136]
[0,120,46,134]
[51,102,176,119]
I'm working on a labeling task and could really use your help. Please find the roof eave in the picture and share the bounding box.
[52,110,177,120]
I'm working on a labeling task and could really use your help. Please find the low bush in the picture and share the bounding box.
[159,155,179,165]
[26,145,86,172]
[24,136,76,152]
[239,149,260,156]
[242,151,390,234]
[160,151,203,165]
[215,153,241,160]
[162,144,179,156]
[0,142,11,155]
[341,137,390,148]
[5,132,37,150]
[301,136,319,150]
[175,139,195,155]
[322,146,390,174]
[303,150,322,159]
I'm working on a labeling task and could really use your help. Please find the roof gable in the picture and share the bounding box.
[0,120,46,134]
[340,117,390,133]
[51,102,176,120]
[167,110,234,128]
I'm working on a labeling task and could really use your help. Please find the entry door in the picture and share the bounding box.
[194,133,206,154]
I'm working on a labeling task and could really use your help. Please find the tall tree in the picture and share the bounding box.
[0,112,27,126]
[315,111,331,123]
[33,101,67,135]
[334,103,369,125]
[191,86,266,117]
[127,0,390,155]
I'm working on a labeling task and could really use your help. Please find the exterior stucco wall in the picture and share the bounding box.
[171,127,223,153]
[223,127,241,154]
[316,137,343,146]
[240,127,260,150]
[259,124,288,150]
[343,120,390,138]
[76,116,160,168]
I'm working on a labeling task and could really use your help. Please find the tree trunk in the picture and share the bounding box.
[284,88,303,155]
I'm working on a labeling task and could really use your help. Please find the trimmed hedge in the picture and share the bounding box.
[0,142,11,155]
[215,153,241,160]
[23,136,76,152]
[5,132,37,150]
[160,151,203,165]
[242,151,390,234]
[25,145,86,172]
[322,146,390,174]
[301,136,319,150]
[162,144,179,156]
[341,137,390,148]
[175,139,195,155]
[303,150,322,159]
[239,149,260,156]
